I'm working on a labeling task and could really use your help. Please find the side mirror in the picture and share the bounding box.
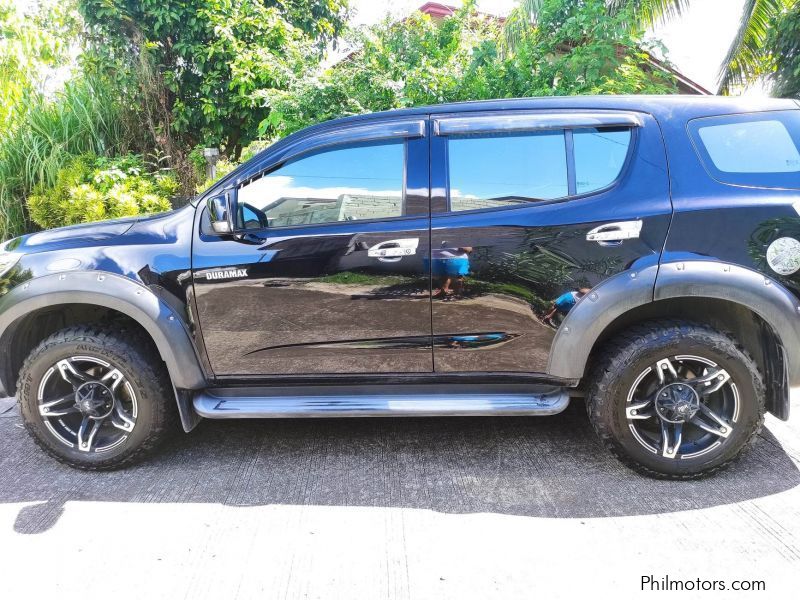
[207,193,234,235]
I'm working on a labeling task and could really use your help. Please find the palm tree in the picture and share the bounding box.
[506,0,792,93]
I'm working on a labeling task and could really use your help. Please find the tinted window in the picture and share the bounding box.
[237,140,404,229]
[573,128,631,194]
[447,131,568,212]
[689,111,800,189]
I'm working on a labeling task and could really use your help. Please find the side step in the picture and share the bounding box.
[193,384,570,419]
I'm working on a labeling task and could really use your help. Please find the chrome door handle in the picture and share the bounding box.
[586,220,642,245]
[367,238,419,262]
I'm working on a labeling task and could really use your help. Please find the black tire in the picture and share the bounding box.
[18,325,177,470]
[587,320,764,479]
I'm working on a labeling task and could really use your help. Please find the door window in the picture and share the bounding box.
[445,125,633,212]
[573,128,631,194]
[237,140,405,229]
[447,131,568,211]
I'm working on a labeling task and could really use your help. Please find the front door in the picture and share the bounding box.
[428,110,672,374]
[193,119,432,376]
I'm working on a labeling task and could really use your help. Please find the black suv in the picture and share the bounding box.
[2,96,800,478]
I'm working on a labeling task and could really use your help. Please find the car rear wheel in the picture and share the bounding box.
[18,325,176,470]
[587,321,764,479]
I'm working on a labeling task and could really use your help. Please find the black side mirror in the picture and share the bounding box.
[207,192,234,235]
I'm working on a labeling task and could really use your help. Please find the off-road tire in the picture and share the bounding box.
[587,320,764,479]
[18,325,177,470]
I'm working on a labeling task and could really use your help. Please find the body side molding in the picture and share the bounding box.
[0,271,208,403]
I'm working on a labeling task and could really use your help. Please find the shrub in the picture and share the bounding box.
[0,76,138,240]
[27,154,176,230]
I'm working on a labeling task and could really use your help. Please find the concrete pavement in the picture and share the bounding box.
[1,398,799,599]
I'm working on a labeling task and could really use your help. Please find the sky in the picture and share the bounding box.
[347,0,752,94]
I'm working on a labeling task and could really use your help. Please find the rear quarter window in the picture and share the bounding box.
[688,110,800,189]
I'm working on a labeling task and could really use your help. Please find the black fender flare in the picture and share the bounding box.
[547,260,800,418]
[0,271,207,426]
[547,263,659,380]
[654,260,800,407]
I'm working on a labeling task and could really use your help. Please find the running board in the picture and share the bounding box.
[193,384,570,419]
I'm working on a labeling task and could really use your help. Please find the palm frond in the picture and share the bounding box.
[606,0,692,27]
[503,0,690,52]
[718,0,789,93]
[502,0,544,53]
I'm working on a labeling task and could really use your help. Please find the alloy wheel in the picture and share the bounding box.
[37,356,138,453]
[625,355,739,460]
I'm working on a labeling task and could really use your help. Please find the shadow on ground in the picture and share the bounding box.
[2,402,798,534]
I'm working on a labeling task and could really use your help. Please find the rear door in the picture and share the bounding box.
[192,118,433,376]
[428,110,672,374]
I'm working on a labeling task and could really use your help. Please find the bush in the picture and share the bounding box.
[0,76,139,240]
[27,154,176,229]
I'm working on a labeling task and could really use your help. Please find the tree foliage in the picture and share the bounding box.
[766,0,800,98]
[0,0,79,128]
[269,0,677,135]
[717,0,791,93]
[78,0,349,162]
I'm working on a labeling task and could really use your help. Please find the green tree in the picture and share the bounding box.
[557,0,792,92]
[78,0,349,164]
[0,0,79,128]
[766,1,800,98]
[500,0,677,97]
[269,0,677,136]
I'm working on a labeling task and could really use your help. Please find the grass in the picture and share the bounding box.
[317,271,408,286]
[0,77,135,241]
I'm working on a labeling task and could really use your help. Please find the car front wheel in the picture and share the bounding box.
[18,325,176,470]
[587,321,765,479]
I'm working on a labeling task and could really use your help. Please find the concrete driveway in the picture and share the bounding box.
[1,396,799,599]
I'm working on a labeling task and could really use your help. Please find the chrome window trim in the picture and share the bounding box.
[433,111,644,136]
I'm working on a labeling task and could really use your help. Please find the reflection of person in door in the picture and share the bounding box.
[543,287,591,326]
[431,245,472,298]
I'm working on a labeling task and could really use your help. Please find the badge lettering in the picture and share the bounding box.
[205,268,248,281]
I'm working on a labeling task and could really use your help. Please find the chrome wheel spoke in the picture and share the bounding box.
[77,416,104,452]
[56,359,89,389]
[110,403,135,432]
[660,421,683,458]
[687,368,731,397]
[655,358,679,384]
[691,404,733,439]
[626,399,655,420]
[628,355,737,460]
[39,394,78,417]
[101,368,126,392]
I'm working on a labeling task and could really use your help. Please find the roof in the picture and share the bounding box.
[417,2,457,19]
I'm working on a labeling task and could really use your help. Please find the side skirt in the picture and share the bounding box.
[193,383,571,419]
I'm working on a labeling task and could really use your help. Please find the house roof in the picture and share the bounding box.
[417,2,457,19]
